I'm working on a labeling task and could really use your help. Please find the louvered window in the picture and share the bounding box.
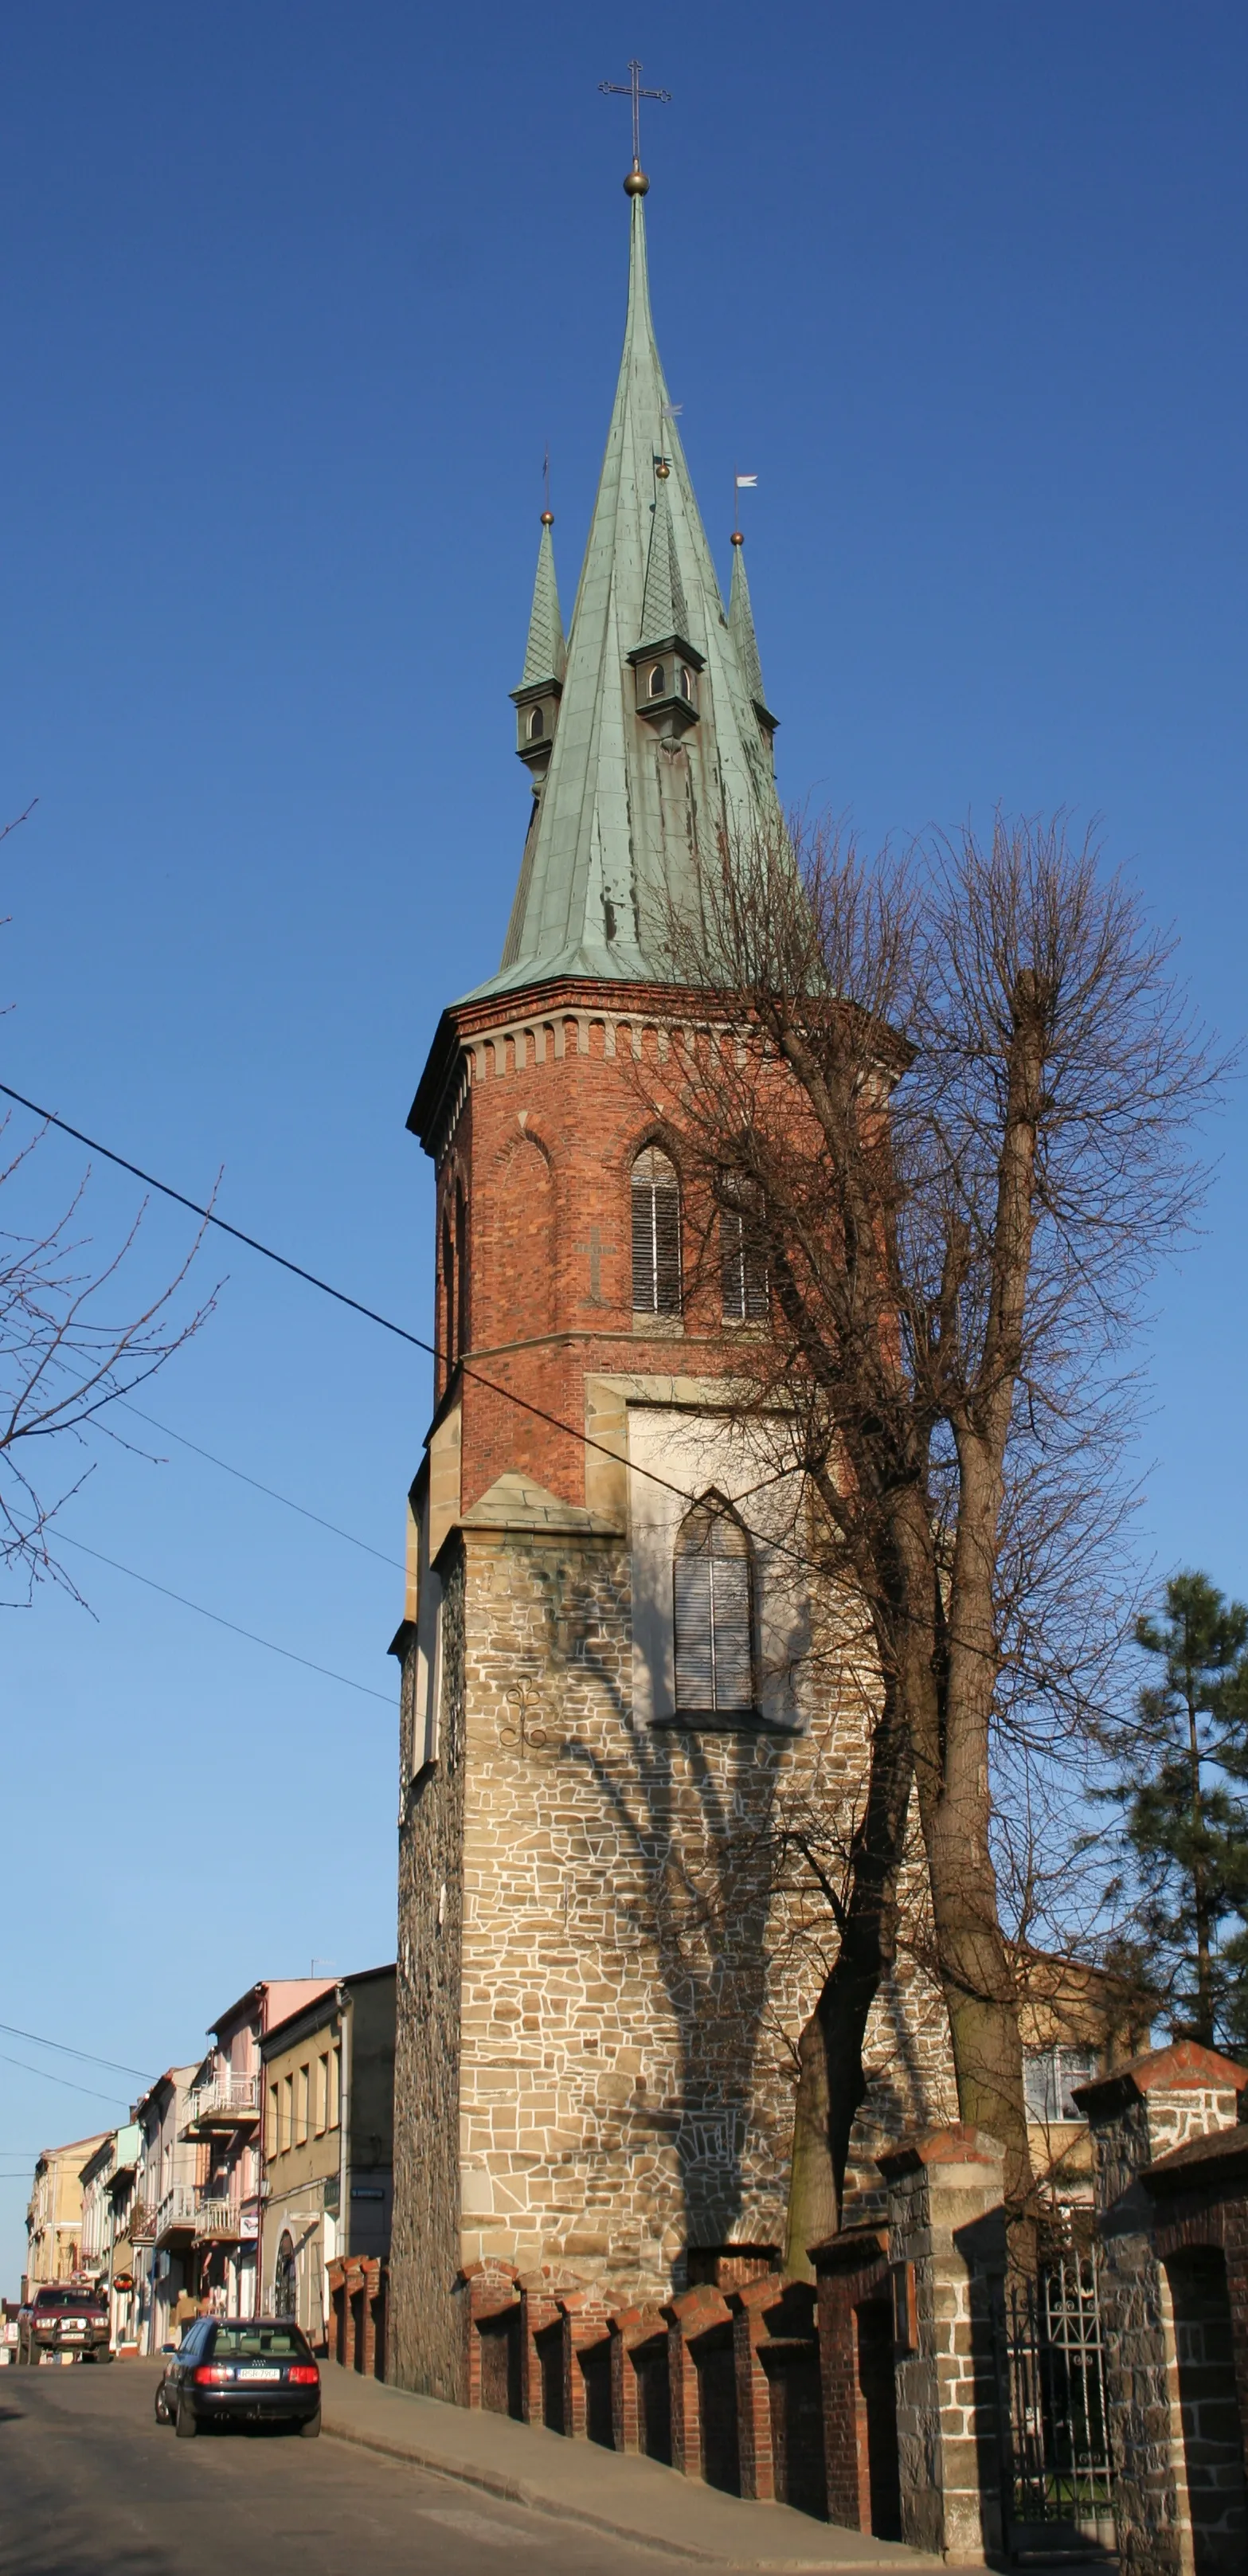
[632,1146,682,1314]
[720,1179,768,1322]
[674,1498,754,1713]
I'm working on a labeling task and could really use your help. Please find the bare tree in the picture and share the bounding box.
[652,811,1220,2225]
[2,813,214,1599]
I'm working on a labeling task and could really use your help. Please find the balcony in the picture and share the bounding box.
[154,2186,197,2246]
[182,2074,260,2136]
[194,2196,243,2242]
[128,2199,156,2243]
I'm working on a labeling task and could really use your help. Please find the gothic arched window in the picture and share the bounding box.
[674,1497,753,1714]
[720,1175,769,1321]
[631,1145,682,1315]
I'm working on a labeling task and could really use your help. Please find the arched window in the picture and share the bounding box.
[679,664,694,703]
[528,704,544,740]
[632,1145,682,1314]
[648,661,666,699]
[720,1176,768,1321]
[674,1497,753,1713]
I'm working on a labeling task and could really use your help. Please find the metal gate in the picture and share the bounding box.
[996,2249,1116,2556]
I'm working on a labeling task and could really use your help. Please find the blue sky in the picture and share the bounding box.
[2,2,1246,2287]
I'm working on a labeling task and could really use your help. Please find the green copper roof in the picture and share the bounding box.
[729,539,767,714]
[639,468,690,648]
[516,519,565,691]
[470,193,781,1003]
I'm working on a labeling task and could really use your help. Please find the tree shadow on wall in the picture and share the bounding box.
[576,1718,788,2256]
[524,1543,788,2257]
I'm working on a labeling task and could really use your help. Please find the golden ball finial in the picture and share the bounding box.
[730,529,744,546]
[624,162,649,197]
[655,459,671,481]
[541,509,554,527]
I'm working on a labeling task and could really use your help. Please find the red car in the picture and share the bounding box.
[18,2284,111,2364]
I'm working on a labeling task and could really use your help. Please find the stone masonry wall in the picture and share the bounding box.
[448,1522,954,2313]
[390,1542,467,2398]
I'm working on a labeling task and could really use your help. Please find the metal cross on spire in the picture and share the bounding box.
[598,59,671,194]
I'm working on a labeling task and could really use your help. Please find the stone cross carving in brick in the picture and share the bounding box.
[575,1226,617,1307]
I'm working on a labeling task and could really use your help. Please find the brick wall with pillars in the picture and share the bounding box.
[327,2257,388,2380]
[608,2303,670,2459]
[455,2259,521,2414]
[876,2125,1007,2565]
[730,2275,824,2516]
[811,2224,896,2536]
[1078,2042,1248,2576]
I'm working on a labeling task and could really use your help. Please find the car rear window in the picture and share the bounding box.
[36,2289,100,2310]
[209,2323,311,2359]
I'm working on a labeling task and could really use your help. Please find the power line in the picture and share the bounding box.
[114,1402,404,1572]
[0,1079,753,1534]
[55,1531,393,1704]
[0,2023,152,2081]
[0,2051,131,2108]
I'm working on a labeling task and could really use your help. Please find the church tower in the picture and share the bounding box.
[389,161,953,2399]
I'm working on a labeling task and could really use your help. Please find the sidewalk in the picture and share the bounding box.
[319,2363,946,2572]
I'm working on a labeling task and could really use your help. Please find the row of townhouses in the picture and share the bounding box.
[24,1967,394,2355]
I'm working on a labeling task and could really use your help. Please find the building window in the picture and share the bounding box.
[267,2083,279,2159]
[528,704,544,740]
[673,1496,754,1714]
[315,2054,330,2136]
[282,2073,294,2155]
[1023,2046,1097,2122]
[632,1145,682,1314]
[648,661,666,699]
[328,2046,341,2133]
[720,1177,768,1321]
[296,2065,310,2145]
[679,665,694,703]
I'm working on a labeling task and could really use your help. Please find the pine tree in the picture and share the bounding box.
[1102,1572,1248,2048]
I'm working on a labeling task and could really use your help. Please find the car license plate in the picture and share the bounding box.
[237,2367,281,2382]
[65,2325,84,2335]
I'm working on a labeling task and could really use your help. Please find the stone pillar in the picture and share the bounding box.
[811,2224,892,2533]
[1077,2038,1248,2576]
[877,2124,1007,2566]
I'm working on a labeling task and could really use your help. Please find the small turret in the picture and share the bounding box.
[511,512,565,778]
[628,457,704,738]
[728,530,777,752]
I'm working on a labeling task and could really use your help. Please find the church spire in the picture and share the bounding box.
[475,186,781,1002]
[728,532,777,746]
[511,512,565,779]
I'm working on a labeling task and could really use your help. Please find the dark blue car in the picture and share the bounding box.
[156,2317,320,2438]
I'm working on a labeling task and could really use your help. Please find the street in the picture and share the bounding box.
[0,2364,687,2576]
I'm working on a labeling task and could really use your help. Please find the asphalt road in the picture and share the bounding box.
[0,2362,685,2576]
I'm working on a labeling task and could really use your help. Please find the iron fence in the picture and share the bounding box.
[996,2249,1116,2554]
